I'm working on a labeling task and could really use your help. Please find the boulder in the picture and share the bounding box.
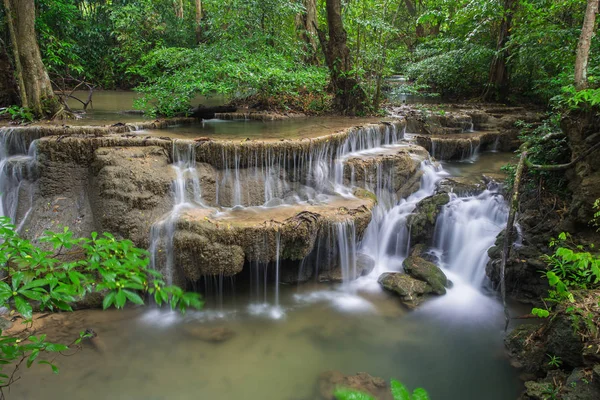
[378,272,433,308]
[402,255,448,295]
[317,371,392,400]
[407,193,450,244]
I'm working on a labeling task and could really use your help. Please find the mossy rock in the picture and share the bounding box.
[378,272,433,308]
[403,255,448,295]
[407,193,450,244]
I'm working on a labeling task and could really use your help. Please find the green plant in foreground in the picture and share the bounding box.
[0,106,35,123]
[0,217,202,393]
[547,354,563,368]
[335,379,430,400]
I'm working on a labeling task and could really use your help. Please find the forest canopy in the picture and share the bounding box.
[0,0,599,116]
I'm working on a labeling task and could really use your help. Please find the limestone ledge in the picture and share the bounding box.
[170,192,376,280]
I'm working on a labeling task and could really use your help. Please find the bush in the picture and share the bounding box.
[404,41,494,98]
[134,43,330,117]
[0,217,202,388]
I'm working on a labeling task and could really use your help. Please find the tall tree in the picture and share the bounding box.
[174,0,184,19]
[0,39,18,107]
[296,0,318,64]
[195,0,203,43]
[484,0,516,101]
[318,0,366,115]
[574,0,599,90]
[3,0,59,117]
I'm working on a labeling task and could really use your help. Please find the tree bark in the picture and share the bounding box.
[3,0,59,117]
[318,0,366,115]
[3,0,26,108]
[174,0,184,19]
[295,0,318,64]
[574,0,599,91]
[485,0,515,101]
[0,39,18,107]
[195,0,203,43]
[500,150,527,331]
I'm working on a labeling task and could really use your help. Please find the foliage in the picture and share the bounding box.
[552,86,600,111]
[404,40,494,98]
[517,114,570,192]
[334,379,430,400]
[134,44,330,116]
[0,217,202,388]
[0,106,34,123]
[547,354,563,368]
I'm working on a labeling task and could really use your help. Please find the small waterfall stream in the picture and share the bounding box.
[0,128,37,229]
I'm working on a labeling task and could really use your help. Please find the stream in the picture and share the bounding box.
[2,92,524,400]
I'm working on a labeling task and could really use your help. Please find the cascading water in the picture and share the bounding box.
[361,159,447,274]
[0,128,37,229]
[433,190,508,286]
[149,141,205,285]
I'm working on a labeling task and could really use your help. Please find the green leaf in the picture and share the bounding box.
[102,291,116,310]
[38,360,60,374]
[334,388,376,400]
[45,343,69,352]
[123,290,144,305]
[115,289,126,308]
[0,282,13,303]
[412,388,430,400]
[14,295,32,319]
[391,379,411,400]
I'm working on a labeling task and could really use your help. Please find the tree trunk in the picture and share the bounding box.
[195,0,203,43]
[574,0,599,91]
[318,0,366,115]
[0,39,18,107]
[3,0,59,117]
[174,0,184,19]
[295,0,318,64]
[485,0,515,101]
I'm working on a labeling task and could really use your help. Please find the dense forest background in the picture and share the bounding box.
[1,0,599,117]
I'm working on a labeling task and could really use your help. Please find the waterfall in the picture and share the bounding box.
[433,190,508,287]
[361,160,447,273]
[0,128,36,229]
[149,141,205,285]
[335,220,357,287]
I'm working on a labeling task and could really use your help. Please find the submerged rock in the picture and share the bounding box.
[402,255,448,295]
[183,325,235,343]
[317,371,392,400]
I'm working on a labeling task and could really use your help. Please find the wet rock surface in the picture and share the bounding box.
[506,291,600,400]
[378,272,432,308]
[402,255,448,295]
[406,192,450,244]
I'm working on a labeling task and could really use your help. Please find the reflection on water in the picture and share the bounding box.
[10,282,521,400]
[443,151,517,182]
[61,91,227,125]
[141,117,382,141]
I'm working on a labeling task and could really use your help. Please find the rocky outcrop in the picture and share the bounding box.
[406,193,450,244]
[317,371,392,400]
[168,192,376,282]
[506,291,600,399]
[343,144,428,199]
[562,110,600,224]
[402,255,448,295]
[378,272,433,308]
